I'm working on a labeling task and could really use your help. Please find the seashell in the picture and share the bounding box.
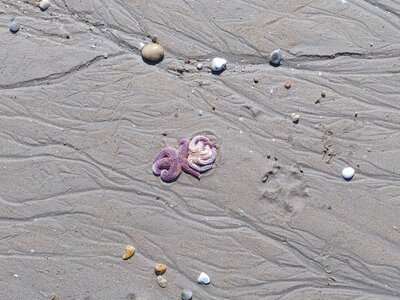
[197,272,210,285]
[291,113,300,123]
[39,0,50,11]
[197,63,203,70]
[181,289,193,300]
[9,20,20,33]
[141,43,164,62]
[211,57,227,73]
[342,167,355,180]
[157,275,167,288]
[284,81,291,89]
[269,49,282,66]
[155,263,167,275]
[122,245,135,260]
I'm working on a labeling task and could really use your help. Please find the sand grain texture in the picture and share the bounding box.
[0,0,399,299]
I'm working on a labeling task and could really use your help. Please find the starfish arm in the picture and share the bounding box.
[198,148,217,165]
[160,162,181,182]
[189,135,214,151]
[181,162,201,179]
[153,147,177,163]
[152,157,172,175]
[178,138,190,157]
[188,160,213,172]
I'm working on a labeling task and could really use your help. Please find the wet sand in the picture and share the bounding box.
[0,0,399,299]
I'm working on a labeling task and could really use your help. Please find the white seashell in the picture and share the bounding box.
[139,42,146,51]
[211,58,227,72]
[157,275,167,288]
[291,113,300,123]
[197,272,210,285]
[39,0,50,11]
[342,167,355,180]
[197,63,203,70]
[269,49,283,65]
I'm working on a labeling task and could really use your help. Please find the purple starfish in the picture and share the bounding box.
[152,138,200,182]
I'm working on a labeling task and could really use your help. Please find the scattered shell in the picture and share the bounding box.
[141,43,164,62]
[181,289,193,300]
[9,20,20,33]
[155,263,167,275]
[342,167,355,180]
[254,77,259,83]
[269,49,283,66]
[122,245,135,260]
[157,275,167,288]
[39,0,50,11]
[197,63,203,70]
[321,90,326,98]
[48,292,57,300]
[291,113,300,123]
[197,272,210,285]
[284,81,291,89]
[211,57,227,73]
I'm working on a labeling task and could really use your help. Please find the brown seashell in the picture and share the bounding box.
[141,43,164,62]
[155,263,167,275]
[284,81,291,89]
[122,245,135,260]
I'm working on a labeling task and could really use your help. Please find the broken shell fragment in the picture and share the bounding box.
[291,113,300,123]
[122,245,135,260]
[155,263,167,275]
[157,275,167,288]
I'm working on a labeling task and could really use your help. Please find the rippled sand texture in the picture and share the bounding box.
[1,0,399,299]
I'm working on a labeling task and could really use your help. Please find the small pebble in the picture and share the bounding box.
[197,63,203,70]
[254,77,259,83]
[184,59,190,64]
[139,42,146,51]
[211,57,227,73]
[122,245,135,260]
[321,90,326,98]
[198,110,203,116]
[39,0,50,11]
[141,43,164,62]
[269,49,282,66]
[197,272,210,285]
[291,113,300,123]
[284,81,291,89]
[155,263,167,275]
[157,275,167,288]
[181,289,193,300]
[9,20,20,33]
[342,167,355,181]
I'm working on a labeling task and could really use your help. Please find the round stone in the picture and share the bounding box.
[342,167,355,180]
[9,20,20,33]
[141,43,164,62]
[39,0,50,11]
[269,49,282,66]
[197,272,210,285]
[211,57,227,73]
[181,289,193,300]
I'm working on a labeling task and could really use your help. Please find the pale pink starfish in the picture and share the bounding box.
[152,138,200,182]
[188,135,217,172]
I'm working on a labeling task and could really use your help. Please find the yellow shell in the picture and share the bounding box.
[141,43,164,62]
[122,245,135,260]
[155,263,167,275]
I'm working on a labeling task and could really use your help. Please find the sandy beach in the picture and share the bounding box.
[0,0,399,299]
